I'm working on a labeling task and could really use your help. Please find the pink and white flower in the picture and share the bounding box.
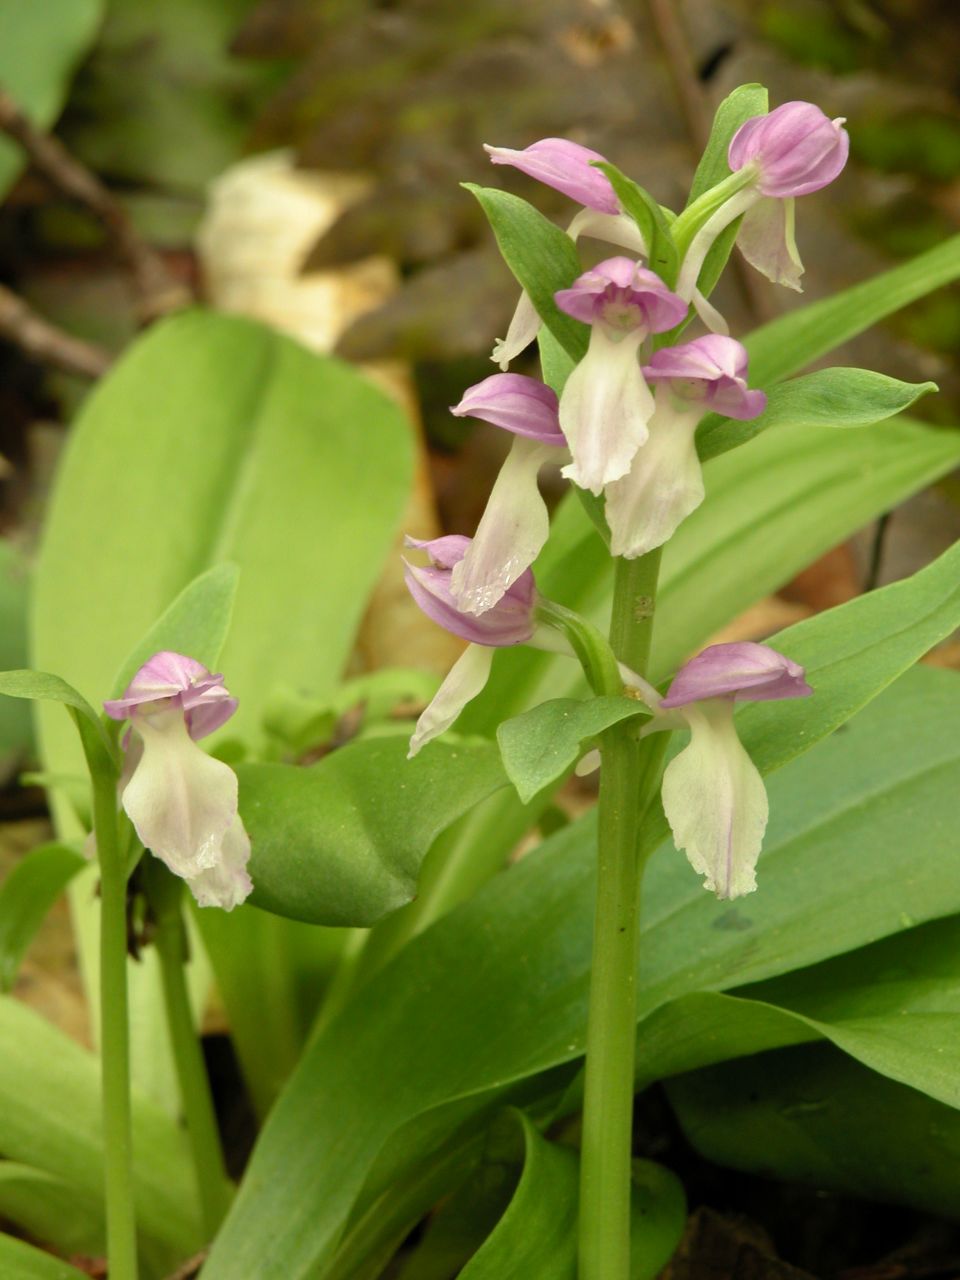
[104,652,252,910]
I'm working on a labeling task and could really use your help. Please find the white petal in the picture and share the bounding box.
[121,709,238,881]
[492,290,540,369]
[690,288,729,335]
[676,187,758,302]
[559,327,653,495]
[567,209,647,256]
[575,747,602,777]
[185,815,253,911]
[661,701,768,899]
[736,197,804,291]
[450,437,554,614]
[408,645,494,757]
[605,404,704,557]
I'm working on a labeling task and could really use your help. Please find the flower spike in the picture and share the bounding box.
[643,643,811,899]
[104,652,252,910]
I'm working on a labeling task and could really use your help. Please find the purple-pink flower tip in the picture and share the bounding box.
[403,535,537,646]
[483,137,620,215]
[643,335,767,421]
[555,257,688,334]
[451,373,565,445]
[729,101,849,198]
[104,651,238,740]
[660,641,812,708]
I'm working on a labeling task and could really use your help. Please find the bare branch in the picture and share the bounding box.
[0,282,111,378]
[0,87,191,323]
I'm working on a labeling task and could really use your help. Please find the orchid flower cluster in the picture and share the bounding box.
[405,101,848,899]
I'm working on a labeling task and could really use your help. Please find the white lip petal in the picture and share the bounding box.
[559,327,653,495]
[450,437,555,615]
[661,701,768,900]
[605,404,705,557]
[407,645,495,758]
[185,815,253,911]
[492,290,540,370]
[121,709,239,881]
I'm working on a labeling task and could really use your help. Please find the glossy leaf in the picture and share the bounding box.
[0,841,85,991]
[204,670,960,1278]
[497,695,646,804]
[697,368,938,463]
[686,84,769,206]
[0,0,103,199]
[465,184,588,363]
[0,669,115,771]
[242,736,509,926]
[110,561,239,697]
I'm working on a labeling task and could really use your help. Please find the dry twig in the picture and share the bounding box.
[0,281,111,378]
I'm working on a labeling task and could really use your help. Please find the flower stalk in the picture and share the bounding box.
[92,766,138,1280]
[578,547,664,1280]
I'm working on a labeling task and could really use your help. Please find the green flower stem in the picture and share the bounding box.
[151,868,233,1238]
[92,771,138,1280]
[579,548,663,1280]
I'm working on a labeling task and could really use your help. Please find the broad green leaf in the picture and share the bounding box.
[0,1164,104,1263]
[686,84,768,206]
[497,696,647,804]
[462,1113,684,1280]
[0,841,85,991]
[666,1042,960,1220]
[0,0,103,200]
[0,1233,89,1280]
[747,231,960,385]
[0,996,202,1267]
[241,737,509,927]
[594,163,678,283]
[32,309,414,1106]
[110,561,239,697]
[204,669,960,1279]
[697,368,938,463]
[465,184,588,363]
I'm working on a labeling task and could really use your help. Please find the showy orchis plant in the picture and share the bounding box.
[405,98,849,1280]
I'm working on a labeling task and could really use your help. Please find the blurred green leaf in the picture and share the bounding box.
[0,539,33,780]
[0,0,103,199]
[0,1164,104,1264]
[0,1232,89,1280]
[697,368,938,462]
[0,840,85,992]
[242,737,508,926]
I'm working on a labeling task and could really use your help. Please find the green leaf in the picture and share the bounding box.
[651,418,960,681]
[0,538,32,780]
[110,561,239,698]
[0,669,115,771]
[686,84,769,206]
[203,669,960,1279]
[465,184,588,363]
[0,995,202,1268]
[241,736,509,927]
[497,696,647,804]
[666,1041,960,1220]
[594,163,679,284]
[0,1232,89,1280]
[697,368,939,463]
[0,0,103,200]
[0,841,85,991]
[462,1112,684,1280]
[0,1164,104,1262]
[747,231,960,385]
